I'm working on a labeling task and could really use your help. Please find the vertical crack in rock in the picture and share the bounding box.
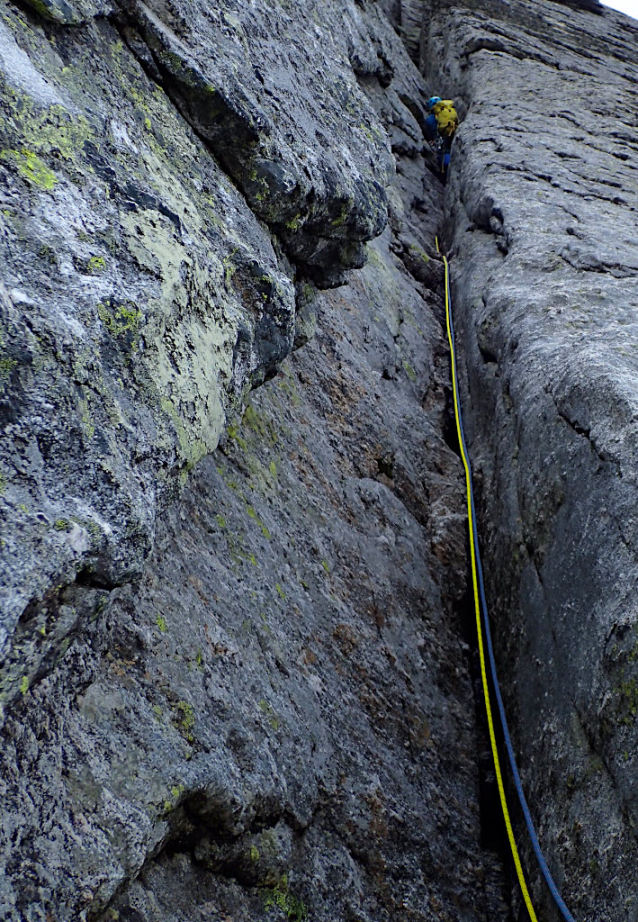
[0,1,508,920]
[421,1,638,920]
[8,0,636,918]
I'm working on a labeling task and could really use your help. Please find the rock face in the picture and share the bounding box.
[0,1,500,920]
[421,1,638,920]
[0,0,402,715]
[380,0,425,61]
[4,0,638,919]
[0,0,295,708]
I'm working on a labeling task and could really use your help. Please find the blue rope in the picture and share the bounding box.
[446,266,576,922]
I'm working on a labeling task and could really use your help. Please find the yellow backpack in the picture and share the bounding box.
[433,100,458,139]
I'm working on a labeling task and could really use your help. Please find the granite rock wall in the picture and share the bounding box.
[0,1,499,920]
[423,1,638,919]
[4,0,637,918]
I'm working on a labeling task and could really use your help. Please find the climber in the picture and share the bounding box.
[425,96,458,180]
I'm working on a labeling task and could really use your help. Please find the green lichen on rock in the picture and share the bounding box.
[258,698,280,731]
[263,875,307,921]
[615,672,638,725]
[402,360,417,383]
[77,395,95,440]
[242,404,279,445]
[227,423,248,451]
[0,89,94,182]
[0,357,17,384]
[86,256,106,274]
[285,214,304,233]
[1,149,57,189]
[97,301,141,340]
[408,242,429,263]
[172,700,195,742]
[162,782,185,813]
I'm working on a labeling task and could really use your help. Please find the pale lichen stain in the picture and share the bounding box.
[0,148,57,189]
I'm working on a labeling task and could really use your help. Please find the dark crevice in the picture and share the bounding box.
[454,582,515,921]
[554,403,621,474]
[436,214,516,913]
[555,150,582,161]
[556,409,590,439]
[478,341,499,365]
[437,179,527,914]
[375,455,395,479]
[442,387,462,459]
[559,252,637,278]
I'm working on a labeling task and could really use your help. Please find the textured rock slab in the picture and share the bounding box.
[115,0,396,283]
[0,0,428,718]
[0,3,498,920]
[0,1,298,715]
[0,144,487,921]
[423,0,638,919]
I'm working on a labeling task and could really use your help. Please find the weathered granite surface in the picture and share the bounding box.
[380,0,425,62]
[0,0,406,717]
[0,1,505,920]
[0,0,293,714]
[6,0,638,917]
[421,1,638,919]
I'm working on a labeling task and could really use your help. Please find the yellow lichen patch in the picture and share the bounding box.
[1,149,57,189]
[1,88,94,179]
[122,212,236,467]
[29,107,92,163]
[78,393,95,441]
[172,700,195,742]
[402,360,417,383]
[97,302,141,339]
[87,256,106,274]
[0,357,17,384]
[258,698,280,731]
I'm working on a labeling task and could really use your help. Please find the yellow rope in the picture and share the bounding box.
[437,236,538,922]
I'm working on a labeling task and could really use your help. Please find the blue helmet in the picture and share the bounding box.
[427,96,442,111]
